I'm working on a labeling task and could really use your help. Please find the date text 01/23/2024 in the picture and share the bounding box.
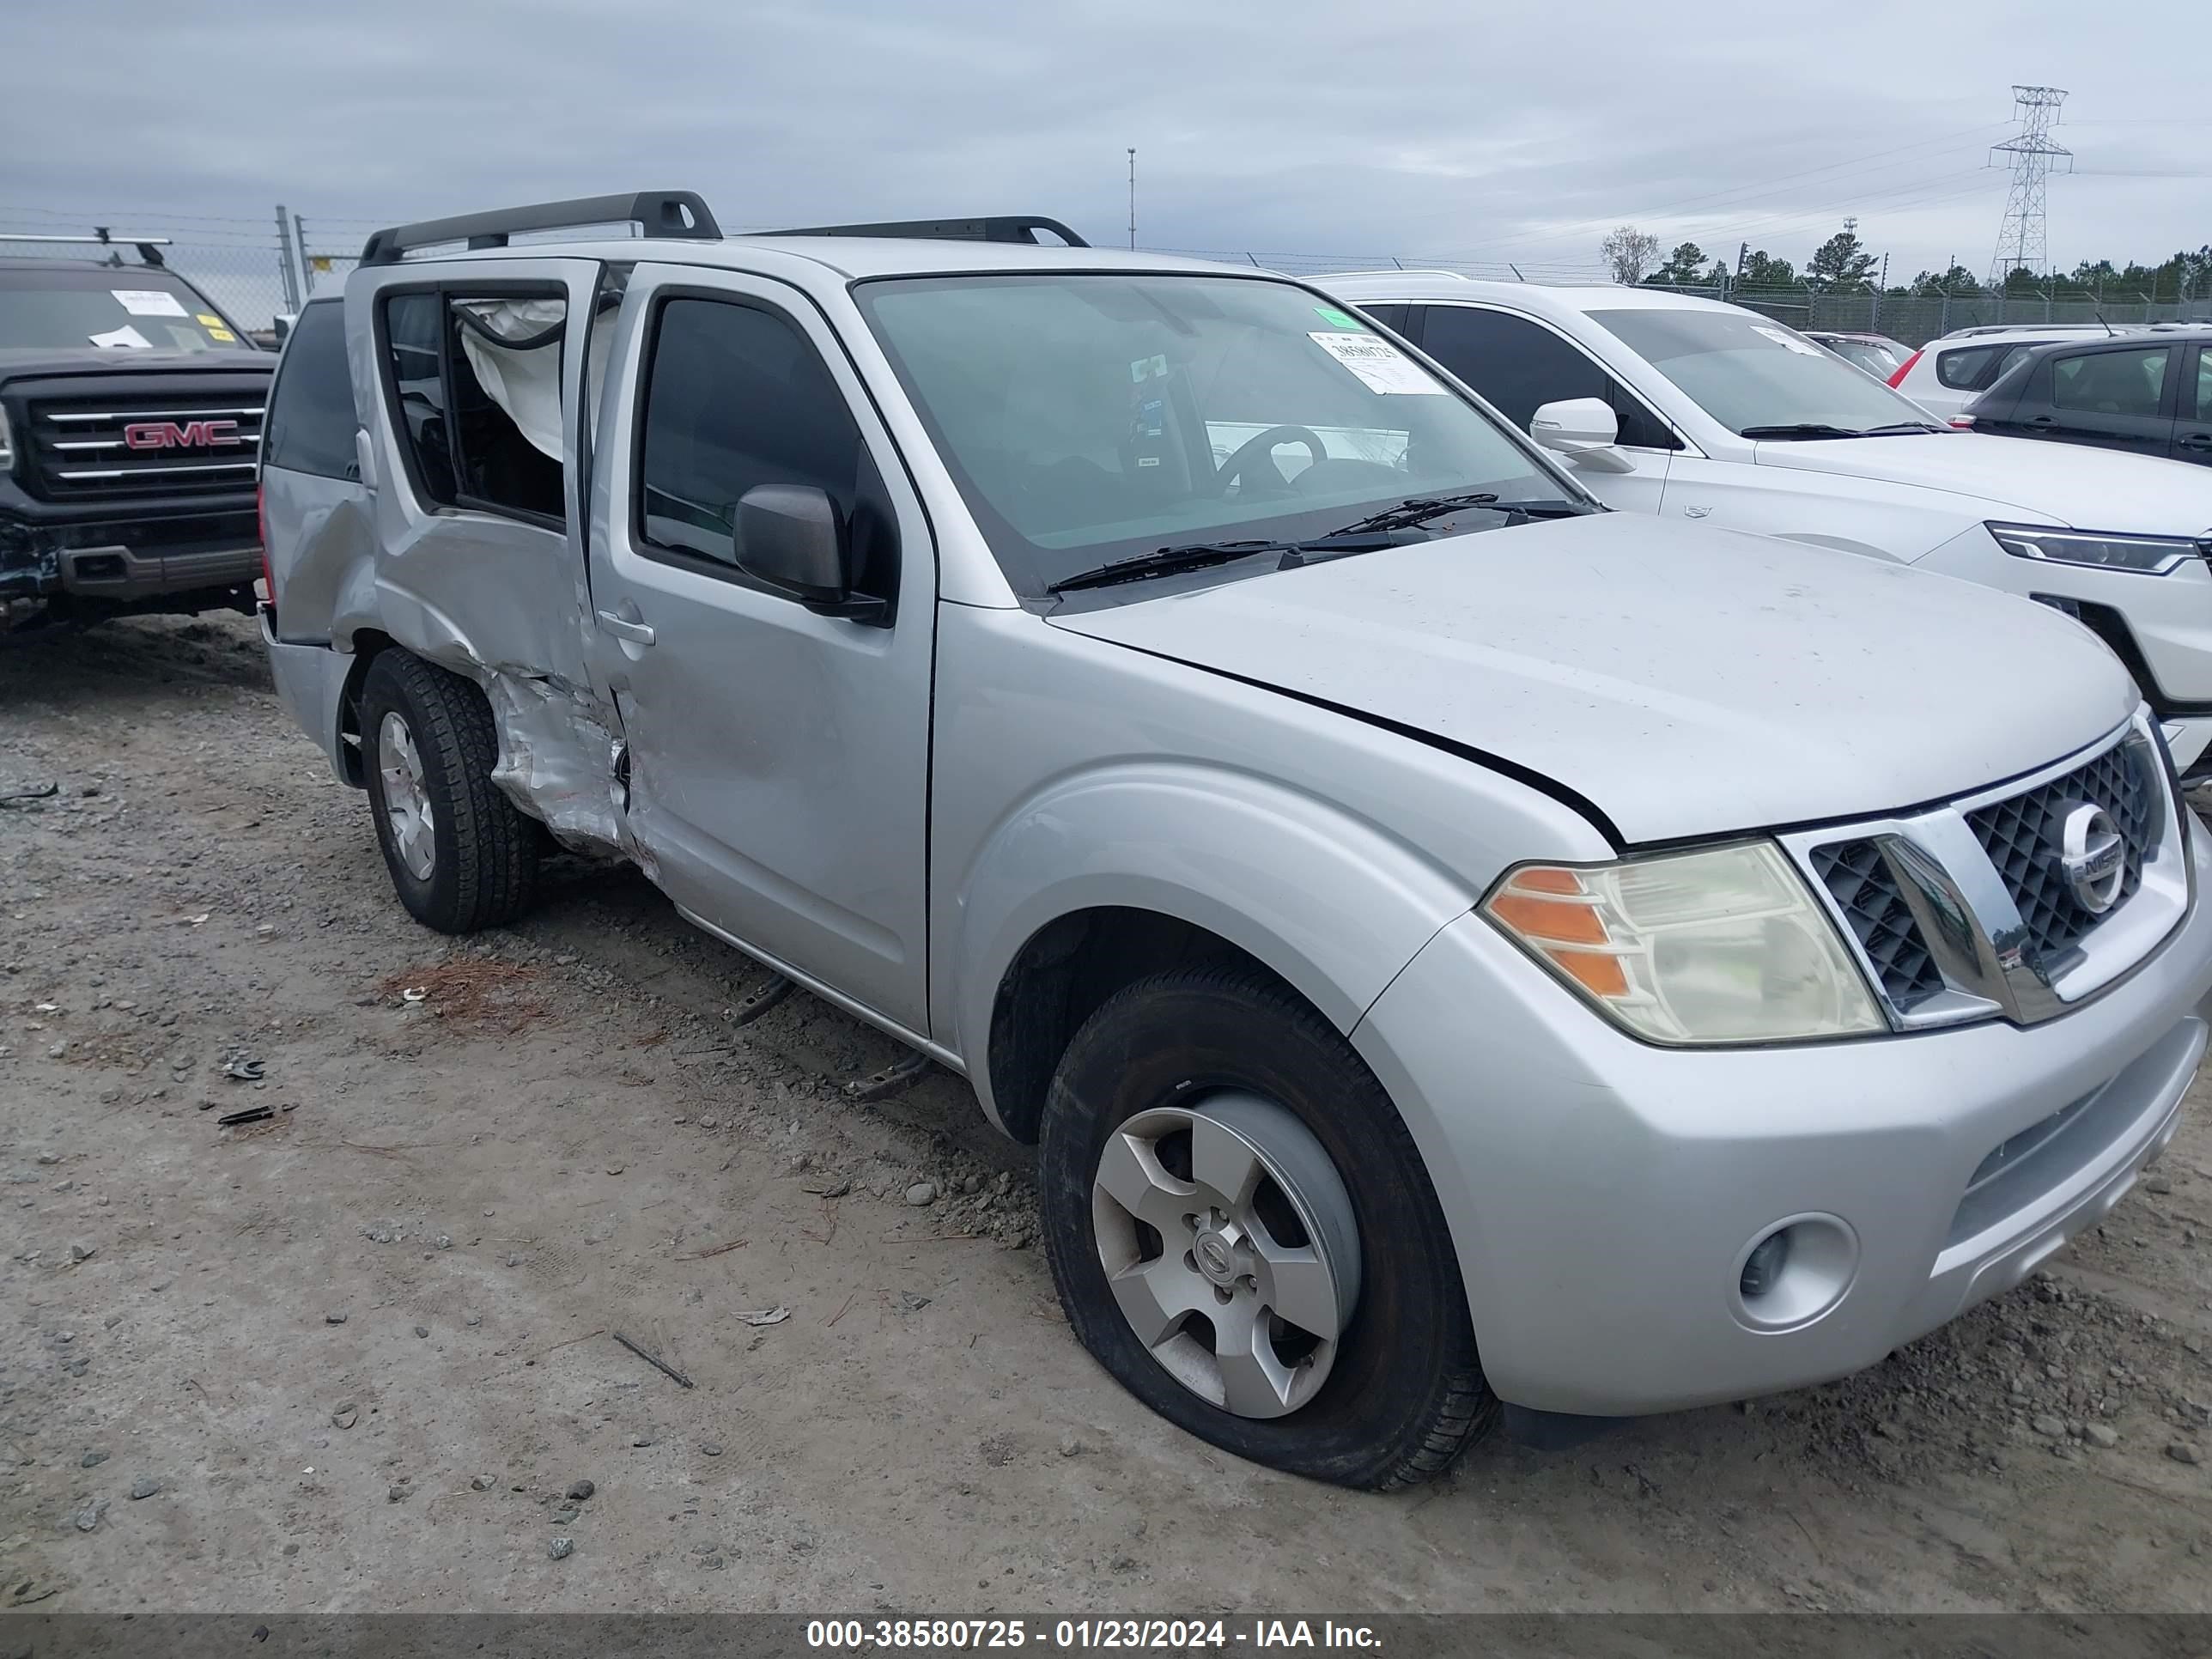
[805,1620,1382,1650]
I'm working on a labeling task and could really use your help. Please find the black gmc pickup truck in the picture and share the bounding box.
[1,257,273,634]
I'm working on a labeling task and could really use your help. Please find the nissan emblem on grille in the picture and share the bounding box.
[2056,800,2125,915]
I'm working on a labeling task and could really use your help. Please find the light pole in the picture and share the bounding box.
[1127,149,1137,251]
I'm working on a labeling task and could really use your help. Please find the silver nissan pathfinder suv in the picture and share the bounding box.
[259,191,2211,1488]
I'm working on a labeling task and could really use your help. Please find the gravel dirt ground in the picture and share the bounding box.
[3,612,2209,1615]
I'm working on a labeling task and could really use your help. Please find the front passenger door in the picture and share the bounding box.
[1413,303,1678,515]
[584,269,936,1036]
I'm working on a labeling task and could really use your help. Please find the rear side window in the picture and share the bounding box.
[1419,305,1679,449]
[1935,345,2001,389]
[263,302,356,479]
[2051,346,2172,418]
[383,293,456,503]
[380,289,566,524]
[2194,349,2212,422]
[636,298,866,566]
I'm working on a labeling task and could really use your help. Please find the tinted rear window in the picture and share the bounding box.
[263,303,357,479]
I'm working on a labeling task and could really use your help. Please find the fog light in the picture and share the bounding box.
[1730,1212,1859,1333]
[1740,1228,1792,1299]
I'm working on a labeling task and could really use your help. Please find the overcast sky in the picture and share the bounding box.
[3,0,2203,297]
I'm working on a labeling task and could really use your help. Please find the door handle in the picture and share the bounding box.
[2180,433,2212,452]
[597,610,656,646]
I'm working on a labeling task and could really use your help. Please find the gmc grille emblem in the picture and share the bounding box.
[123,419,242,451]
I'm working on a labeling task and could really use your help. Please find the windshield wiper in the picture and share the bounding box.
[1047,533,1399,595]
[1327,492,1501,536]
[1484,498,1596,520]
[1047,542,1281,594]
[1856,421,1948,435]
[1044,494,1598,596]
[1327,492,1597,538]
[1736,423,1869,441]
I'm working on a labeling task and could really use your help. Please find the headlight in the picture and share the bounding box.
[1989,523,2206,575]
[1481,842,1884,1045]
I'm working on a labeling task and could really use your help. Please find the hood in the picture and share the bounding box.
[1753,431,2212,536]
[1048,512,2139,845]
[0,345,274,382]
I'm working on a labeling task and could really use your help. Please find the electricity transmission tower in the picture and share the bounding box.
[1986,85,2071,289]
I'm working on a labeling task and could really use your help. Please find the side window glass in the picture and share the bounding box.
[382,293,454,503]
[2051,347,2172,418]
[380,290,567,522]
[1359,303,1413,337]
[637,296,895,603]
[1935,346,1996,390]
[1993,345,2033,384]
[1419,306,1676,450]
[448,296,567,520]
[264,302,357,479]
[2191,349,2212,423]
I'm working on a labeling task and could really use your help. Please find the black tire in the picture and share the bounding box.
[1037,964,1497,1489]
[359,650,538,934]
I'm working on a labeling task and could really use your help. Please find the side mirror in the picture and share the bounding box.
[734,483,887,625]
[1529,398,1634,473]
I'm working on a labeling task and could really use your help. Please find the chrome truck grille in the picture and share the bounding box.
[27,395,264,499]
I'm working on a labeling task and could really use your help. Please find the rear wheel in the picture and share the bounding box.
[359,651,538,933]
[1037,965,1496,1488]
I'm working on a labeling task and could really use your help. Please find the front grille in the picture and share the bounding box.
[1810,840,1944,1011]
[1966,739,2152,968]
[26,394,264,500]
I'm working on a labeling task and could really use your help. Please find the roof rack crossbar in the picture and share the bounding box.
[359,191,720,266]
[1,231,171,266]
[764,215,1089,248]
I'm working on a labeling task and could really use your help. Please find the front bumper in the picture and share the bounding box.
[2,500,260,604]
[1913,523,2212,716]
[1352,815,2212,1417]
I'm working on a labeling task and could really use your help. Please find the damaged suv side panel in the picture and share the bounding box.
[264,262,633,854]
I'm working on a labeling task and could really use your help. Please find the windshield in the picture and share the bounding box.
[0,269,245,352]
[854,273,1570,594]
[1592,308,1928,436]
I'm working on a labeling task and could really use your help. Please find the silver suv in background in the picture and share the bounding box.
[259,192,2212,1486]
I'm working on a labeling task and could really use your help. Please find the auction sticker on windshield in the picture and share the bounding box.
[112,289,190,318]
[1308,331,1446,394]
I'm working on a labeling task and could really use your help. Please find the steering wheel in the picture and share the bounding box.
[1212,425,1326,497]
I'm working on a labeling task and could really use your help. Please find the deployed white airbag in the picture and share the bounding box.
[454,297,611,461]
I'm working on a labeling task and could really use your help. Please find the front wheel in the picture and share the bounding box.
[1037,966,1496,1488]
[359,650,538,933]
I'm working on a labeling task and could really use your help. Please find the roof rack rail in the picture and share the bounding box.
[359,191,720,266]
[766,215,1089,248]
[3,230,171,267]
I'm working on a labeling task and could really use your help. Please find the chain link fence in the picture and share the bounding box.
[1660,285,2212,346]
[9,206,2209,351]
